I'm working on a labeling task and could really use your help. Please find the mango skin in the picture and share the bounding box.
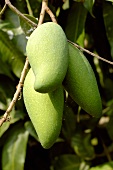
[63,42,102,118]
[26,22,69,93]
[23,68,64,149]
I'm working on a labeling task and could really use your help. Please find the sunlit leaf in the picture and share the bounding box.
[89,161,113,170]
[2,123,29,170]
[83,0,95,17]
[76,29,85,47]
[105,0,113,2]
[0,123,10,138]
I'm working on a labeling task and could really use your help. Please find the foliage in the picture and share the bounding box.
[0,0,113,169]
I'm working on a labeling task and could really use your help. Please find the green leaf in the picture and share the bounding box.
[105,0,113,2]
[89,161,113,170]
[12,33,27,55]
[2,123,29,170]
[0,123,10,138]
[0,29,25,77]
[83,0,95,17]
[0,75,15,103]
[53,154,89,170]
[62,0,69,10]
[0,58,13,79]
[76,29,85,47]
[0,107,25,137]
[103,2,113,59]
[65,2,87,42]
[71,132,95,160]
[19,14,38,36]
[4,9,20,28]
[24,121,38,141]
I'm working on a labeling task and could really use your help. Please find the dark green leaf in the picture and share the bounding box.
[4,9,20,28]
[0,58,13,79]
[71,132,95,160]
[103,2,113,59]
[2,123,29,170]
[0,29,25,77]
[83,0,95,17]
[65,2,87,42]
[0,74,15,101]
[53,154,89,170]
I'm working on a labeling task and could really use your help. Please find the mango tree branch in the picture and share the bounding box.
[5,0,37,28]
[38,0,57,26]
[0,59,29,127]
[46,6,57,23]
[0,0,57,126]
[1,0,113,127]
[68,40,113,65]
[38,0,47,26]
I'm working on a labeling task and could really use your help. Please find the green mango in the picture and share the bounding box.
[26,22,69,93]
[23,68,64,149]
[63,42,102,117]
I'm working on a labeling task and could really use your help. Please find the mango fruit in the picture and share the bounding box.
[63,42,102,117]
[23,68,64,149]
[26,22,68,93]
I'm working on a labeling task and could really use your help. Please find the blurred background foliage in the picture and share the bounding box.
[0,0,113,169]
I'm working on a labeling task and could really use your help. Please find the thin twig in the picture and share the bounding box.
[0,59,29,127]
[0,3,7,15]
[46,7,57,23]
[38,0,57,26]
[5,0,37,28]
[68,40,113,65]
[0,0,57,126]
[38,0,47,26]
[1,0,113,127]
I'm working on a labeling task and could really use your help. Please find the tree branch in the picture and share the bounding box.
[38,0,57,26]
[1,0,113,127]
[5,0,37,28]
[0,0,57,126]
[0,58,29,126]
[68,40,113,65]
